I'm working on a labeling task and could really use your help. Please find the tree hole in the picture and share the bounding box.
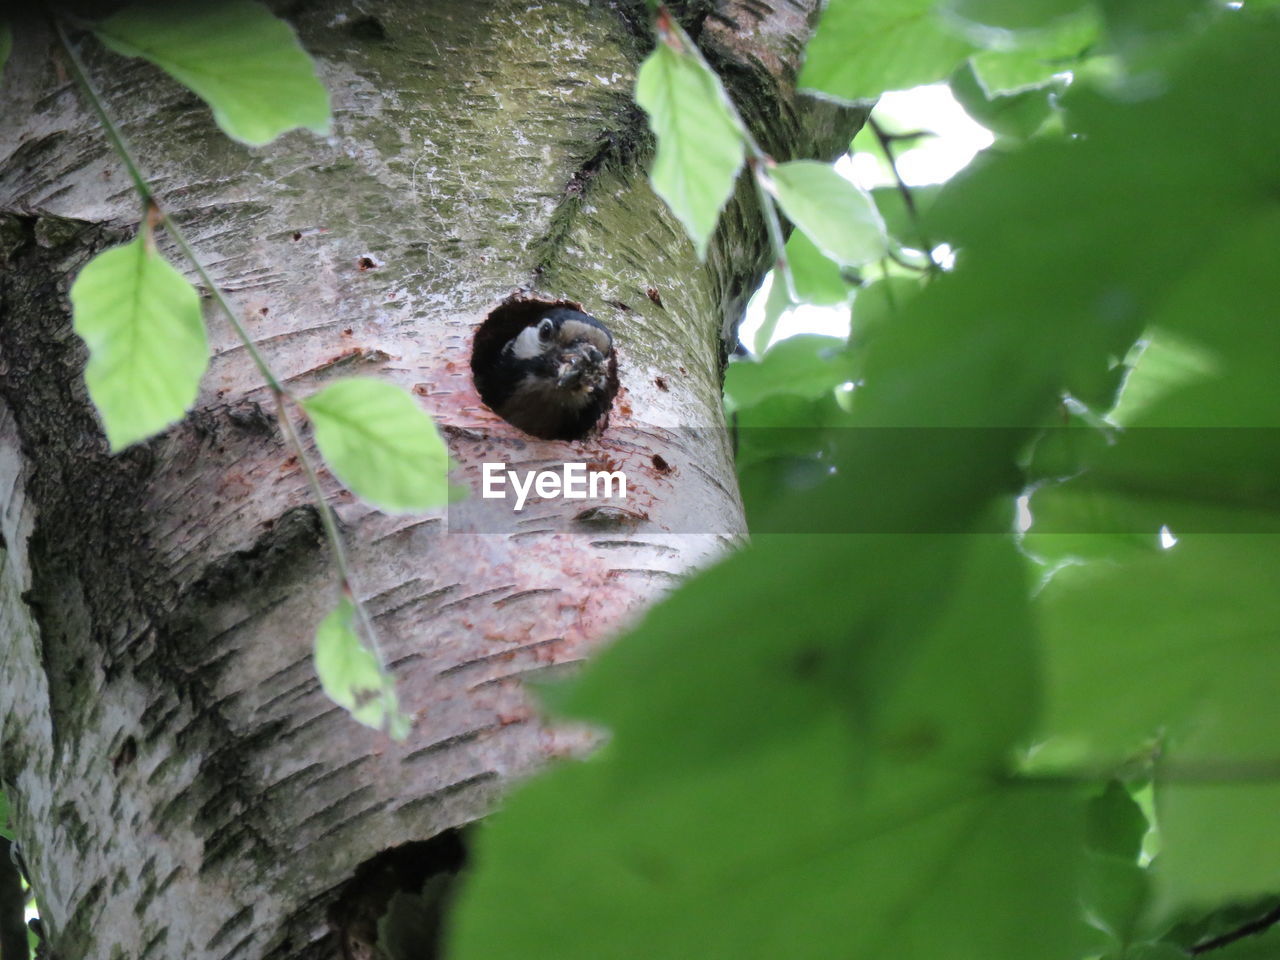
[348,16,389,42]
[471,296,619,440]
[328,830,467,960]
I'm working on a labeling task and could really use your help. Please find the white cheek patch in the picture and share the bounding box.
[511,326,547,360]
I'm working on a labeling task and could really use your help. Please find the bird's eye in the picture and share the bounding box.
[537,319,554,342]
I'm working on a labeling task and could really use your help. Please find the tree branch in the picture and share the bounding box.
[1191,903,1280,954]
[869,117,939,273]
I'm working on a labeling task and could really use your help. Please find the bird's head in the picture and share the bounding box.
[478,306,616,440]
[508,308,613,397]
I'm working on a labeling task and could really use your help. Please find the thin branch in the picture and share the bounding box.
[54,21,399,727]
[51,21,152,206]
[54,20,281,393]
[737,115,795,301]
[158,208,283,393]
[869,117,940,274]
[273,391,389,671]
[885,246,931,274]
[748,156,794,298]
[1191,903,1280,954]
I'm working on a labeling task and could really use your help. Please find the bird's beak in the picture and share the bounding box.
[557,345,604,389]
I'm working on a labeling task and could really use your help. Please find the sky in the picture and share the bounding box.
[738,84,995,350]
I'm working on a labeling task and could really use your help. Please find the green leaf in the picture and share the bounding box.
[770,161,888,267]
[1108,328,1220,429]
[1081,785,1153,949]
[635,32,745,259]
[951,61,1060,141]
[967,9,1098,96]
[1023,207,1280,559]
[969,50,1063,95]
[752,270,792,355]
[302,378,449,514]
[69,237,208,450]
[849,276,921,361]
[943,0,1091,32]
[870,184,942,248]
[725,335,854,410]
[785,229,850,305]
[450,535,1089,960]
[1083,852,1150,948]
[0,789,11,840]
[1037,537,1280,766]
[1088,781,1149,862]
[800,0,976,101]
[1127,943,1194,960]
[1097,0,1216,55]
[93,0,330,147]
[315,597,411,739]
[1158,777,1280,919]
[730,388,848,519]
[1034,535,1280,914]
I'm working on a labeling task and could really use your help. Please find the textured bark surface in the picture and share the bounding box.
[0,2,865,958]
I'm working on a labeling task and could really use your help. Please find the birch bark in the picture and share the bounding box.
[0,2,863,957]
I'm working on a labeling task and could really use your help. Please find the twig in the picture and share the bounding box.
[54,21,281,393]
[885,246,931,273]
[53,21,396,723]
[747,155,794,297]
[274,391,391,678]
[869,117,940,273]
[1191,903,1280,954]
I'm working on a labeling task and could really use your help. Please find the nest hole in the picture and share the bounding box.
[348,15,388,42]
[471,295,619,440]
[328,830,467,960]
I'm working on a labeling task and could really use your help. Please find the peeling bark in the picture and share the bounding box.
[0,2,866,958]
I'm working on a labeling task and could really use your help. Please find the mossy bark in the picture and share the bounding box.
[0,2,866,958]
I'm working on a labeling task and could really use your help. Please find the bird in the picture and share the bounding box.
[475,307,616,440]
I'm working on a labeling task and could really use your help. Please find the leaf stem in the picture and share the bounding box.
[52,20,152,206]
[748,157,795,298]
[1191,902,1280,954]
[54,20,282,393]
[158,210,283,393]
[736,99,795,300]
[271,392,387,665]
[869,117,940,274]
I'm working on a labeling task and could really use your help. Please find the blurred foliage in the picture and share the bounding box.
[453,2,1280,957]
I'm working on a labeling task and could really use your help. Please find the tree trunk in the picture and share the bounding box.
[0,2,862,957]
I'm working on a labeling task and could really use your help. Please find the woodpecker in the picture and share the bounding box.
[476,307,615,440]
